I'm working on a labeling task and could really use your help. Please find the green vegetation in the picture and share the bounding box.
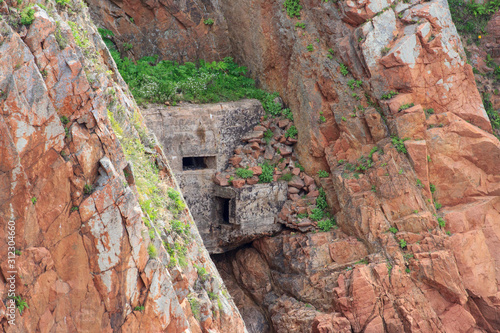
[188,295,201,320]
[347,79,362,90]
[435,202,442,210]
[15,249,21,256]
[391,136,409,154]
[294,162,305,172]
[381,90,398,100]
[31,197,37,205]
[147,243,158,258]
[20,6,35,25]
[284,0,302,18]
[317,170,329,178]
[204,18,214,25]
[235,168,254,179]
[295,22,306,30]
[71,206,79,212]
[437,217,446,228]
[258,162,274,183]
[339,63,349,76]
[263,129,274,144]
[123,42,133,51]
[389,227,398,234]
[317,218,335,232]
[285,125,298,139]
[60,116,69,125]
[55,0,70,6]
[309,207,325,221]
[103,39,287,108]
[280,172,293,181]
[68,21,89,49]
[430,184,436,193]
[167,188,186,215]
[482,93,500,133]
[194,264,209,282]
[399,238,407,249]
[83,183,93,195]
[9,295,28,314]
[171,219,190,236]
[134,305,145,312]
[319,115,326,123]
[381,46,391,56]
[307,44,314,52]
[449,0,500,37]
[398,103,415,111]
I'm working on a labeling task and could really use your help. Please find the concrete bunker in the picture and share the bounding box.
[143,99,286,253]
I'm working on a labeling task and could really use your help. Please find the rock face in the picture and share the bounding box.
[212,0,500,332]
[0,2,246,332]
[86,0,232,63]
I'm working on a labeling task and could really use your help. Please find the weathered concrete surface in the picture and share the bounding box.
[143,101,276,253]
[0,3,246,332]
[211,182,286,252]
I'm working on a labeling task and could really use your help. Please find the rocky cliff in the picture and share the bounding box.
[2,0,500,332]
[0,1,246,332]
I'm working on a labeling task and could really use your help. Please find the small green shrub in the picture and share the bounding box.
[56,0,70,6]
[280,172,293,181]
[435,202,442,210]
[71,206,79,212]
[294,162,305,172]
[339,63,349,76]
[235,168,254,179]
[60,116,69,124]
[318,218,335,232]
[20,6,35,26]
[263,129,274,144]
[188,295,201,320]
[9,296,28,314]
[317,170,329,178]
[389,227,398,234]
[430,184,436,193]
[347,79,363,90]
[204,18,214,25]
[309,208,325,221]
[83,183,93,195]
[398,103,415,111]
[259,162,274,183]
[123,42,133,51]
[167,188,186,214]
[319,115,326,123]
[399,238,407,249]
[315,188,326,208]
[31,197,37,205]
[284,0,302,18]
[307,44,314,52]
[134,305,145,312]
[381,91,399,100]
[147,243,158,258]
[437,217,446,228]
[391,136,409,154]
[285,125,298,139]
[295,22,305,29]
[381,46,391,55]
